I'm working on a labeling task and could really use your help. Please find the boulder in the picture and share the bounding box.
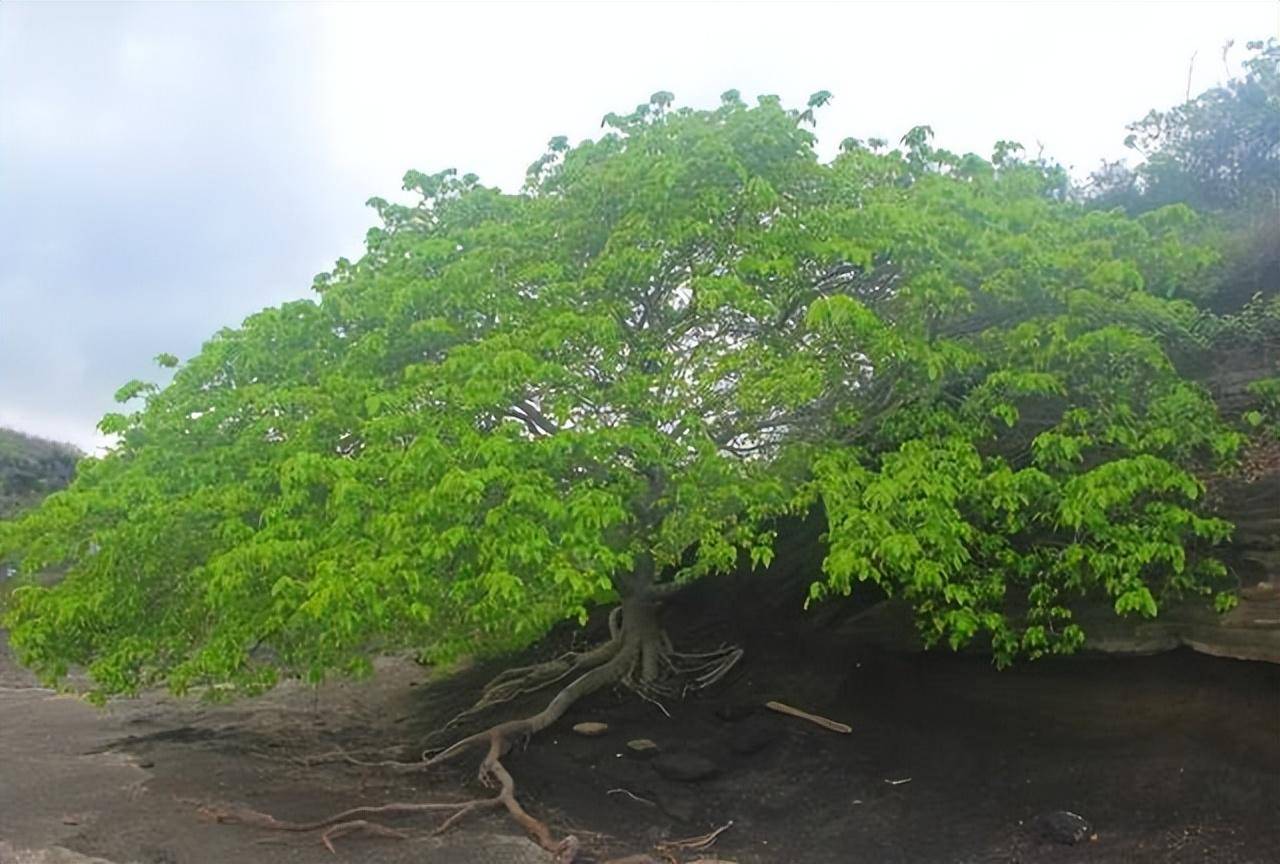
[1032,810,1093,845]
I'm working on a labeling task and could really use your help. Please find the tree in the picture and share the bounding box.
[1088,38,1280,215]
[1085,37,1279,314]
[0,92,1243,856]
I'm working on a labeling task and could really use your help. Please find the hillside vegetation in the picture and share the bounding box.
[0,428,80,521]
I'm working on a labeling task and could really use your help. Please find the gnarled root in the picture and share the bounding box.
[218,598,739,861]
[428,607,626,744]
[202,751,580,861]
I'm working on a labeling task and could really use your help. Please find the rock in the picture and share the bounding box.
[714,702,757,723]
[572,721,609,737]
[653,752,719,782]
[1032,810,1093,845]
[657,790,699,822]
[729,720,775,755]
[626,738,660,759]
[0,844,117,864]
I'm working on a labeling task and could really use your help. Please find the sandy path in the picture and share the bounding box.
[0,634,551,864]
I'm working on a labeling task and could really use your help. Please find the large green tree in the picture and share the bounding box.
[0,92,1242,855]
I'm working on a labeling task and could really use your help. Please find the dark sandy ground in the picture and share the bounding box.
[2,578,1279,864]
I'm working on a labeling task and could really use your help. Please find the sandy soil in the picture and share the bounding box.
[2,577,1279,864]
[0,636,550,864]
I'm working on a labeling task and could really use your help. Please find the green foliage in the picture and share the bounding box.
[1183,291,1280,350]
[1244,377,1280,437]
[0,93,1242,696]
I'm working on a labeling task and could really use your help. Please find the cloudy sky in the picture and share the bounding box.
[2,1,1276,450]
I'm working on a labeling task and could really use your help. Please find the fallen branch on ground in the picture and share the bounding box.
[765,700,851,733]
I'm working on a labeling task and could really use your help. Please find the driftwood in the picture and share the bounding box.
[765,701,852,733]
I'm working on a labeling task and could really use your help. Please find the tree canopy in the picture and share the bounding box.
[0,91,1247,699]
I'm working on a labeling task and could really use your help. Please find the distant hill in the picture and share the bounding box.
[0,428,81,520]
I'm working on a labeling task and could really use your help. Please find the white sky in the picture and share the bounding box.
[2,1,1277,450]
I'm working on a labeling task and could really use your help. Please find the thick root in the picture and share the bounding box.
[428,607,625,743]
[423,625,641,768]
[216,599,740,861]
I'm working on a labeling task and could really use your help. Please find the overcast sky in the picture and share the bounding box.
[2,1,1277,450]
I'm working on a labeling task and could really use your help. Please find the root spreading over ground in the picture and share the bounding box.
[204,599,742,861]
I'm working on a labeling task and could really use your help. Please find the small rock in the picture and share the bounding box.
[626,738,661,759]
[653,752,719,782]
[729,720,775,755]
[137,760,155,769]
[1033,810,1093,845]
[572,721,609,737]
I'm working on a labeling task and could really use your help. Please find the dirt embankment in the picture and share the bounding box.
[2,585,1279,864]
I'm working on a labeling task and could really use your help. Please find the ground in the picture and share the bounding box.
[2,577,1279,864]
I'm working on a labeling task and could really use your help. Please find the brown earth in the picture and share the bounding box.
[2,577,1279,864]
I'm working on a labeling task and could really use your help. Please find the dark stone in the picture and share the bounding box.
[653,752,719,782]
[714,702,757,722]
[1033,810,1093,845]
[658,791,699,822]
[729,720,775,755]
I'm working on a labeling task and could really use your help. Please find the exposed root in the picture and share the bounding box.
[219,599,740,861]
[655,820,735,855]
[632,686,672,718]
[606,788,657,807]
[319,820,408,853]
[427,607,625,744]
[645,643,743,699]
[290,745,412,768]
[200,771,576,859]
